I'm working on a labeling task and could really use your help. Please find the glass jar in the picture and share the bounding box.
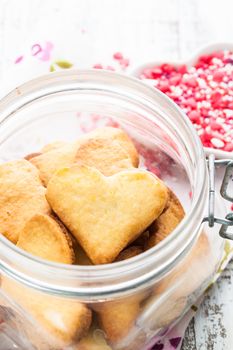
[0,70,229,350]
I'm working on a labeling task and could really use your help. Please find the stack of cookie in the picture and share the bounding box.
[0,127,213,350]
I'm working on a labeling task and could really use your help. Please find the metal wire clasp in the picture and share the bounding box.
[203,154,233,239]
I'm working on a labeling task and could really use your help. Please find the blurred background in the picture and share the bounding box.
[0,0,232,74]
[0,1,233,349]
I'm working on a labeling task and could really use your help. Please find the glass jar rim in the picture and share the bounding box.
[0,69,207,298]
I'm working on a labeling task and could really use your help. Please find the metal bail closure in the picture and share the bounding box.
[203,154,233,240]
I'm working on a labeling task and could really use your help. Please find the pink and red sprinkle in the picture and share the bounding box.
[113,52,130,68]
[92,52,130,71]
[140,50,233,152]
[92,63,115,71]
[113,52,123,60]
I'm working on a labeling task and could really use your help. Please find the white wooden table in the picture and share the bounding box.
[0,0,232,348]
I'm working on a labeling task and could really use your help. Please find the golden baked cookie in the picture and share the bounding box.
[30,142,80,186]
[0,159,51,243]
[96,298,141,344]
[115,246,143,262]
[146,188,185,248]
[92,245,148,345]
[46,166,168,264]
[30,127,138,186]
[2,211,91,347]
[88,127,139,167]
[92,288,149,346]
[17,214,75,264]
[2,277,92,348]
[75,138,133,176]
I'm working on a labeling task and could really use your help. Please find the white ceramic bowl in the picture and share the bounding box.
[129,42,233,160]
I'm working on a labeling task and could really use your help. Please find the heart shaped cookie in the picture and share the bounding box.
[146,188,185,248]
[46,166,168,264]
[31,127,138,186]
[3,212,91,347]
[95,296,142,344]
[92,289,148,345]
[75,138,133,176]
[17,214,75,264]
[88,127,139,167]
[2,277,92,348]
[31,142,80,186]
[0,159,51,243]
